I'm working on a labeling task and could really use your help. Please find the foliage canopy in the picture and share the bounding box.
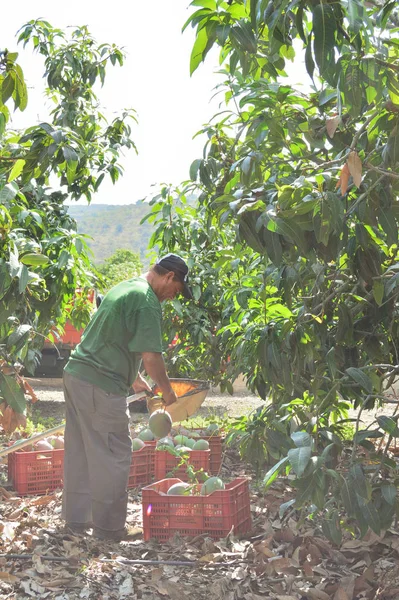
[144,0,399,540]
[0,21,135,426]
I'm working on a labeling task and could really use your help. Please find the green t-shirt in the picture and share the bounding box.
[65,277,163,395]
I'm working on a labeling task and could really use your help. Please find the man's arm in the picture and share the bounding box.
[141,352,177,405]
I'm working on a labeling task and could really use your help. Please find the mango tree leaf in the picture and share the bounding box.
[8,159,26,182]
[190,26,209,75]
[350,464,371,501]
[377,415,399,437]
[291,431,312,448]
[345,367,373,392]
[356,496,381,535]
[312,4,336,79]
[263,455,289,488]
[288,446,311,476]
[381,484,396,505]
[0,373,26,414]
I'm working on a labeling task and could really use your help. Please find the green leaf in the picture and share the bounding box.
[345,367,373,393]
[340,476,355,516]
[379,207,398,247]
[287,446,311,476]
[8,159,26,182]
[263,456,289,488]
[312,4,336,80]
[18,265,29,293]
[0,373,26,413]
[377,415,399,437]
[7,324,32,353]
[272,218,307,254]
[350,464,371,501]
[372,280,384,306]
[1,74,15,104]
[291,431,312,448]
[20,253,50,266]
[190,26,209,75]
[304,36,315,80]
[356,496,381,535]
[322,513,342,546]
[381,484,396,505]
[279,498,295,519]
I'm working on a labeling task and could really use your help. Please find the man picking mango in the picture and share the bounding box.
[62,254,192,541]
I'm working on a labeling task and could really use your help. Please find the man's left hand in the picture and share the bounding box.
[132,373,152,394]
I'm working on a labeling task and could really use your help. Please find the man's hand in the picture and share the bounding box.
[132,373,152,394]
[141,352,178,406]
[162,389,178,406]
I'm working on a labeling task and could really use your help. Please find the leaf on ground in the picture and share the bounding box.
[0,571,19,583]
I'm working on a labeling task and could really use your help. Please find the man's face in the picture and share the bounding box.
[158,272,184,302]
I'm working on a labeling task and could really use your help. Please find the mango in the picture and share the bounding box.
[192,439,210,451]
[149,410,172,438]
[132,437,145,451]
[200,477,225,495]
[138,428,155,441]
[167,482,191,495]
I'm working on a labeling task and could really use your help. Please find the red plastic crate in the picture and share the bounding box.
[189,430,223,475]
[154,449,210,481]
[8,449,64,495]
[142,477,252,542]
[128,443,155,488]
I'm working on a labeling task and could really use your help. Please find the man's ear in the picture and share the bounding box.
[165,271,175,282]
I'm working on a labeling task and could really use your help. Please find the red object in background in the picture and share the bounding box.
[60,321,83,347]
[142,477,252,542]
[190,431,223,475]
[128,442,156,488]
[8,449,64,495]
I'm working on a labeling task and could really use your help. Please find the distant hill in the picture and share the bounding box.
[68,203,154,266]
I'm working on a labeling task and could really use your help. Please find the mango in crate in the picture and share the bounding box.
[132,438,145,451]
[34,440,53,452]
[192,439,210,450]
[167,482,192,496]
[156,437,174,449]
[138,428,155,441]
[200,477,225,495]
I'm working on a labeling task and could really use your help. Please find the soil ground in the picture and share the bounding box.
[2,379,399,599]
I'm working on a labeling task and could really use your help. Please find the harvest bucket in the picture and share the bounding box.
[148,378,210,423]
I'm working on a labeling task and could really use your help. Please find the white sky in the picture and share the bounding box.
[4,1,309,206]
[3,0,224,205]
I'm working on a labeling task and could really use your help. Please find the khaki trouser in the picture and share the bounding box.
[62,371,132,532]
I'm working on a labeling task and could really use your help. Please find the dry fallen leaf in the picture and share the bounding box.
[347,151,362,187]
[0,570,19,583]
[305,589,330,600]
[333,588,350,600]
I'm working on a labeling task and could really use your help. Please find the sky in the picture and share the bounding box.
[4,1,308,206]
[4,0,224,205]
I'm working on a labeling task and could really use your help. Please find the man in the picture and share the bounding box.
[62,254,192,541]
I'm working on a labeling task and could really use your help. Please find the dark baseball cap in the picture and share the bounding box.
[156,253,193,300]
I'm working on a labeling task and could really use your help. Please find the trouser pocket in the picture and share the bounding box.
[92,388,129,434]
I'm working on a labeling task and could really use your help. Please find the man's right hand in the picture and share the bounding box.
[162,389,178,406]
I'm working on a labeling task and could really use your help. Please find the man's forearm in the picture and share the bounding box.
[141,352,173,396]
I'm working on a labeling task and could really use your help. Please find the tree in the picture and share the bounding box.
[0,21,136,431]
[98,249,142,290]
[145,1,399,539]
